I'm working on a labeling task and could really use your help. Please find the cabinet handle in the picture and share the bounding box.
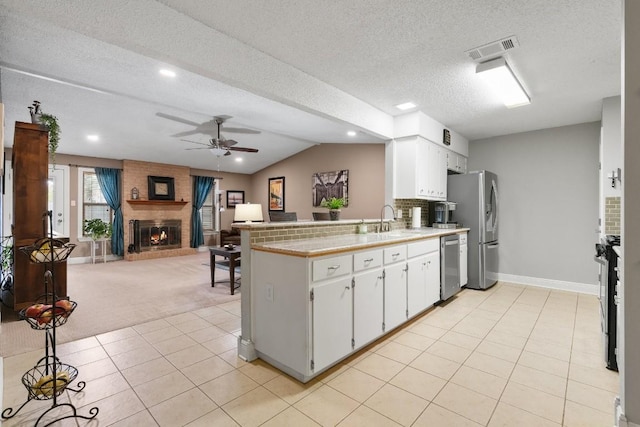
[328,265,341,271]
[345,285,351,290]
[364,258,374,263]
[392,253,400,257]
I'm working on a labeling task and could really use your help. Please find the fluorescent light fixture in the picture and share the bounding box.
[159,69,176,78]
[395,102,417,111]
[87,134,99,142]
[234,203,263,223]
[476,57,530,108]
[347,130,357,137]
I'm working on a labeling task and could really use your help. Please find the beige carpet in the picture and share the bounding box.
[0,251,240,358]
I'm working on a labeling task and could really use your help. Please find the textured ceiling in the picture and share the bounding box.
[0,0,622,173]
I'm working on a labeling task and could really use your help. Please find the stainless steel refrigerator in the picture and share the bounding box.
[447,171,499,290]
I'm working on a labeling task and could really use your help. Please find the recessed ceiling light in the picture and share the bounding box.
[159,69,176,78]
[347,130,357,137]
[235,157,243,162]
[395,102,417,111]
[87,134,99,142]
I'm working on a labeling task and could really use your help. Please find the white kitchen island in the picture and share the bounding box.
[242,225,468,382]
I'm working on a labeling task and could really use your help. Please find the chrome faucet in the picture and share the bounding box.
[379,204,397,233]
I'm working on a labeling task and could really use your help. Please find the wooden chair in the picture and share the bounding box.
[269,212,298,222]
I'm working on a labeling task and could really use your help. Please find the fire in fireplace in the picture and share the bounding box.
[132,219,181,252]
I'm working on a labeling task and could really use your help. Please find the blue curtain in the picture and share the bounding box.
[191,176,215,248]
[95,167,124,256]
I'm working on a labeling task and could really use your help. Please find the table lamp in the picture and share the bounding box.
[234,203,263,223]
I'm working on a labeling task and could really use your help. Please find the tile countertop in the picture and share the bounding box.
[251,227,470,257]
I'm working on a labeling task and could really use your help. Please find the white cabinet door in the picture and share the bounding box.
[407,255,427,318]
[384,262,408,332]
[353,268,384,349]
[427,143,447,200]
[446,150,468,174]
[424,250,441,305]
[460,234,468,287]
[312,277,353,372]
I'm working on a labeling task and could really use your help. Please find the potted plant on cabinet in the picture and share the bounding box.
[29,101,61,165]
[320,197,347,221]
[83,219,112,240]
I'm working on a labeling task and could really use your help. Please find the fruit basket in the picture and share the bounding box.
[18,299,77,330]
[21,357,79,400]
[19,238,76,264]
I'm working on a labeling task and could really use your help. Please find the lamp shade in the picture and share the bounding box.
[234,203,263,223]
[476,57,530,108]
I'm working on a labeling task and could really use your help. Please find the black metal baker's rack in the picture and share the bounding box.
[1,211,99,426]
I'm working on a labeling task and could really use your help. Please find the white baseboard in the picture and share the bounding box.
[496,273,598,295]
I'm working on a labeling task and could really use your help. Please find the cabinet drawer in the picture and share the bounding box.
[384,245,407,264]
[407,238,439,258]
[353,249,383,272]
[312,254,352,282]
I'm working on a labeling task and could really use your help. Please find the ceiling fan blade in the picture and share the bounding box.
[171,130,202,138]
[181,139,209,147]
[221,127,261,134]
[156,112,201,127]
[219,138,239,147]
[185,147,211,150]
[228,146,259,153]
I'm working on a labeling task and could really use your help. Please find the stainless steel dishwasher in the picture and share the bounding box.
[441,235,461,301]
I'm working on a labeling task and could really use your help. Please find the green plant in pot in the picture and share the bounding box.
[320,197,347,221]
[29,101,61,165]
[83,219,112,240]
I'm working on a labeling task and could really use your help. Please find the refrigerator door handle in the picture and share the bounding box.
[487,243,499,248]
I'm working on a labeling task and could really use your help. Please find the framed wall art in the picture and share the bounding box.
[148,176,175,201]
[226,190,245,208]
[268,176,285,211]
[312,170,349,207]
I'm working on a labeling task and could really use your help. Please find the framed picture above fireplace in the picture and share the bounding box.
[148,176,175,201]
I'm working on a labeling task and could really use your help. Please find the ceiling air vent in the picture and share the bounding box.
[465,35,520,62]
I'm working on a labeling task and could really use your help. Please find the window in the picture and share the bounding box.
[202,189,214,231]
[200,179,220,232]
[80,169,112,236]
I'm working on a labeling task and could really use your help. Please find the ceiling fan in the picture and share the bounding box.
[180,117,259,156]
[156,112,261,138]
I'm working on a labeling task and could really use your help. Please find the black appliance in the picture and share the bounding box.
[594,234,620,371]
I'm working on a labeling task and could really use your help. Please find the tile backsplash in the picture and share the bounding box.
[605,196,621,235]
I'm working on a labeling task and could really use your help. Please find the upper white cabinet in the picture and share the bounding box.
[393,136,448,201]
[447,150,468,174]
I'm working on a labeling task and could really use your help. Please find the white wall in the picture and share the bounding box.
[469,122,600,291]
[621,1,640,424]
[602,96,622,200]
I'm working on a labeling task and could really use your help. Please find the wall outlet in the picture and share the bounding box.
[397,209,402,219]
[266,284,274,302]
[408,208,412,218]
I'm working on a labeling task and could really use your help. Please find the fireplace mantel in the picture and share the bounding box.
[126,200,189,206]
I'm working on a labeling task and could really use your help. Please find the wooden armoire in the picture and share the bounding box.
[12,122,67,310]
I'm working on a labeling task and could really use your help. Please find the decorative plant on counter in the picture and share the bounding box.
[29,101,61,165]
[320,197,347,221]
[83,219,112,240]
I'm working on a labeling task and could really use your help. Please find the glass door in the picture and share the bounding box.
[48,165,69,236]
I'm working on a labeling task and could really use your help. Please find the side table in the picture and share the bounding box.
[90,238,108,264]
[209,247,241,295]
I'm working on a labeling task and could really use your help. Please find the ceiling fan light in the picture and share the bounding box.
[210,147,228,157]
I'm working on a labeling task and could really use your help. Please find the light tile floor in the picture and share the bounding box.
[2,283,618,426]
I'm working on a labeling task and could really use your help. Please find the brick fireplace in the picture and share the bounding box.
[122,160,196,261]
